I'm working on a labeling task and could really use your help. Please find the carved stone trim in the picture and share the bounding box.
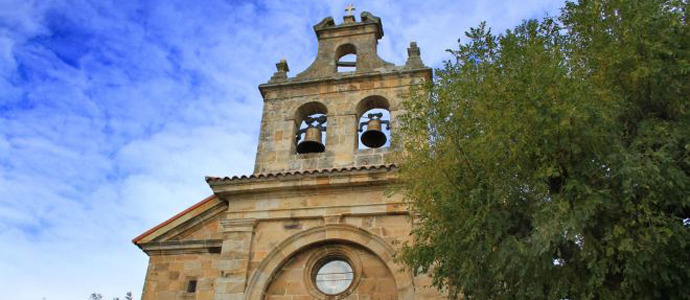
[139,239,222,255]
[313,16,335,30]
[220,218,257,232]
[323,214,343,224]
[226,202,407,221]
[259,65,432,97]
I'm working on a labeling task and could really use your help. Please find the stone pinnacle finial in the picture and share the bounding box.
[407,42,420,57]
[269,59,290,82]
[405,41,425,69]
[276,59,289,72]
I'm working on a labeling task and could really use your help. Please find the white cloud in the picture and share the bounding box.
[0,0,565,298]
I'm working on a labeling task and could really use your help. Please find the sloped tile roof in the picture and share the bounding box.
[205,163,398,183]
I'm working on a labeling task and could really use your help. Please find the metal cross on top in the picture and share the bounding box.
[345,4,356,16]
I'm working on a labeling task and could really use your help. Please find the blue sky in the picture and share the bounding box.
[0,0,565,298]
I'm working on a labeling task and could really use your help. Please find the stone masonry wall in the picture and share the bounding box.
[142,253,221,300]
[140,174,444,299]
[175,216,223,241]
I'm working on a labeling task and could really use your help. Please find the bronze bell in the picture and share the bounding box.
[297,126,325,153]
[359,113,390,148]
[296,115,327,154]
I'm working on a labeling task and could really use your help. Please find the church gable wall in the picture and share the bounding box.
[150,202,226,243]
[174,214,223,241]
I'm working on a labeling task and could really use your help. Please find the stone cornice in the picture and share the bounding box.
[206,164,398,197]
[138,239,222,255]
[258,67,431,98]
[226,202,408,221]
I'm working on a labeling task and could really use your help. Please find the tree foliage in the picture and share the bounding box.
[397,0,689,298]
[88,291,133,300]
[88,294,103,300]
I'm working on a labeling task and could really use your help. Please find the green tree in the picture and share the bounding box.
[88,294,103,300]
[88,291,133,300]
[397,0,689,299]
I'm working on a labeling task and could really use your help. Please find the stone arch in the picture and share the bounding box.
[245,224,414,300]
[294,101,328,122]
[355,95,393,149]
[335,43,357,72]
[355,95,391,119]
[335,43,357,61]
[293,101,329,154]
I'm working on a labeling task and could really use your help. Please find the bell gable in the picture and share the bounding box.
[255,12,431,174]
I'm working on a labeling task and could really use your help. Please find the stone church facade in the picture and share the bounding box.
[133,11,443,300]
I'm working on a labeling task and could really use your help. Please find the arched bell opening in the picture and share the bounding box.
[294,102,328,154]
[335,43,357,73]
[355,96,391,150]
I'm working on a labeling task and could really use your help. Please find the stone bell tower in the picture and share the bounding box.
[134,10,442,300]
[253,11,430,174]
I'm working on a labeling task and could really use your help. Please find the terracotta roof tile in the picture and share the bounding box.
[205,163,398,183]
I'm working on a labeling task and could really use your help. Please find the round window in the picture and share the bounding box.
[314,259,354,295]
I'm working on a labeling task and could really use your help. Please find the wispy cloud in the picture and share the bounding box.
[0,0,563,298]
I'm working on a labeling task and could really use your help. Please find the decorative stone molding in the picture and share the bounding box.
[323,214,343,224]
[313,16,335,30]
[225,202,407,222]
[139,239,222,255]
[220,218,257,233]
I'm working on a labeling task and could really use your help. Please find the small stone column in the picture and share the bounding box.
[214,218,256,300]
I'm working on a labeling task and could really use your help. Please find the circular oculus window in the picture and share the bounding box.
[314,259,354,295]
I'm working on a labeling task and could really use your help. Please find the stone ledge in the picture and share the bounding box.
[258,67,431,98]
[139,239,222,255]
